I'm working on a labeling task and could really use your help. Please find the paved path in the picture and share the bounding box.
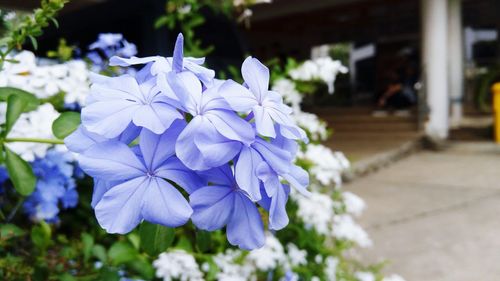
[346,141,500,281]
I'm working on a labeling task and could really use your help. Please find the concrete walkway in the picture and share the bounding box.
[346,141,500,281]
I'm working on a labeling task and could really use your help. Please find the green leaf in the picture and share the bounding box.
[195,230,212,252]
[139,222,175,256]
[51,111,80,139]
[0,223,25,240]
[81,233,94,262]
[29,35,38,49]
[0,87,39,111]
[92,244,107,263]
[5,94,28,135]
[108,241,138,265]
[5,147,36,196]
[31,221,52,250]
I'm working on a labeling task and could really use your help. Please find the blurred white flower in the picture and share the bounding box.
[286,243,307,267]
[213,249,255,281]
[272,78,302,112]
[297,144,349,186]
[247,234,286,271]
[324,256,339,281]
[343,191,366,217]
[382,274,406,281]
[292,111,328,142]
[289,57,348,94]
[4,103,61,162]
[295,191,334,235]
[333,215,372,247]
[355,271,376,281]
[153,250,204,281]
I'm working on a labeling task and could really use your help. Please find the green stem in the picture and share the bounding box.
[4,137,65,145]
[6,198,24,222]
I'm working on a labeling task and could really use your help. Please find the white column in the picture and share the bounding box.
[448,0,464,128]
[422,0,449,139]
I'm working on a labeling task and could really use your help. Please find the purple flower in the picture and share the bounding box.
[78,122,205,234]
[171,74,255,171]
[220,57,307,141]
[109,34,215,86]
[89,33,124,50]
[190,165,265,250]
[81,72,182,138]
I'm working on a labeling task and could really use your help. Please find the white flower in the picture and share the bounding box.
[289,57,347,94]
[324,256,339,281]
[272,78,302,112]
[153,250,204,281]
[343,191,366,217]
[295,191,334,235]
[292,111,328,142]
[4,103,61,162]
[286,244,307,267]
[355,271,376,281]
[0,51,90,106]
[213,249,255,281]
[247,234,286,271]
[297,144,349,186]
[333,215,372,247]
[382,274,406,281]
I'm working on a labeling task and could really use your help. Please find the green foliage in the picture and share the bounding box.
[0,0,67,69]
[139,221,175,256]
[0,87,40,112]
[47,38,76,62]
[52,112,81,139]
[4,146,36,196]
[155,0,233,57]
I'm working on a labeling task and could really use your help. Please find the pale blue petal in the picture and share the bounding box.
[155,157,206,194]
[241,56,270,102]
[253,106,276,138]
[282,165,310,196]
[78,141,145,181]
[219,79,258,112]
[65,125,107,153]
[205,110,254,145]
[109,55,158,67]
[91,179,120,208]
[252,138,292,174]
[167,71,202,114]
[172,33,184,73]
[190,185,234,231]
[94,176,148,234]
[197,165,234,187]
[141,178,192,227]
[131,103,182,134]
[227,191,265,250]
[175,116,211,170]
[139,120,186,170]
[235,146,263,201]
[193,117,242,169]
[81,100,139,138]
[268,184,290,230]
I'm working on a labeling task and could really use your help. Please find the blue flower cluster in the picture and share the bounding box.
[66,34,309,250]
[87,33,137,73]
[24,150,79,222]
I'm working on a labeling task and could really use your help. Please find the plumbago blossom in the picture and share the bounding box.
[66,33,309,250]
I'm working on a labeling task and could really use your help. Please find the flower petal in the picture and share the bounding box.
[139,120,186,170]
[282,165,310,196]
[132,103,182,135]
[253,106,276,138]
[252,138,292,174]
[94,176,148,234]
[190,185,235,231]
[141,178,192,227]
[78,141,145,181]
[227,191,265,250]
[219,79,258,112]
[205,110,254,145]
[235,146,263,201]
[155,157,206,194]
[175,116,212,170]
[81,100,139,138]
[241,56,269,102]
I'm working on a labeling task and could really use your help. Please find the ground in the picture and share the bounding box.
[346,141,500,281]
